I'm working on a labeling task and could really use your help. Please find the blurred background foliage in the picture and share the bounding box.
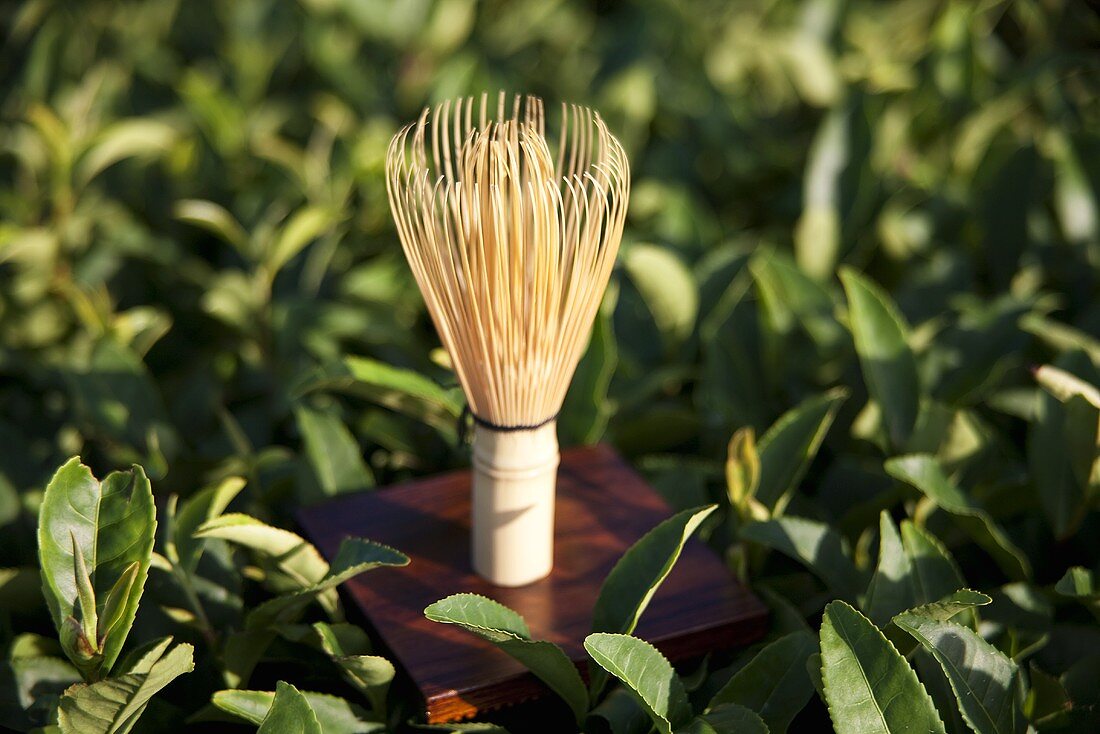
[1,0,1099,728]
[3,0,1099,555]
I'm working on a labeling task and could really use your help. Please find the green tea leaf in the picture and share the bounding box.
[97,562,139,644]
[592,505,717,636]
[213,688,379,733]
[751,249,845,355]
[864,512,912,626]
[268,206,338,275]
[584,633,691,734]
[0,655,80,731]
[840,268,921,449]
[38,459,156,675]
[426,594,587,723]
[77,119,178,187]
[312,621,394,711]
[57,642,193,734]
[741,517,864,602]
[559,308,617,445]
[171,476,245,574]
[585,686,651,734]
[247,538,408,628]
[301,356,462,439]
[173,199,250,257]
[623,244,698,350]
[707,631,817,733]
[893,613,1024,734]
[194,513,329,588]
[1055,567,1098,599]
[589,505,716,700]
[295,403,375,497]
[725,428,760,514]
[344,356,462,414]
[684,703,770,734]
[885,455,1030,580]
[819,601,945,734]
[257,682,322,734]
[899,521,970,611]
[900,589,991,622]
[1055,567,1100,621]
[755,389,847,513]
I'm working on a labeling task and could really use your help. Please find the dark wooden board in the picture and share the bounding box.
[297,444,768,723]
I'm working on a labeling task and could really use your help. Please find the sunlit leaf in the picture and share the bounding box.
[841,268,921,449]
[819,601,945,734]
[584,634,691,734]
[425,594,587,723]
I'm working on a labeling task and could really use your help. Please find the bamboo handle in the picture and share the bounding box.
[471,422,559,586]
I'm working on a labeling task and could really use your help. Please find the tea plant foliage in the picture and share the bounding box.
[38,458,155,679]
[2,0,1100,731]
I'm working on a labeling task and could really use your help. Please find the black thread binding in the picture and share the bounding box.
[456,404,558,447]
[470,410,559,432]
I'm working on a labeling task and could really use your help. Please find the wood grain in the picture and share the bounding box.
[297,444,769,723]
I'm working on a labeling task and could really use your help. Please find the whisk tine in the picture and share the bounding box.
[386,93,629,428]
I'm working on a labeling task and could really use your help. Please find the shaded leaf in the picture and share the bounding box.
[560,307,618,445]
[741,517,864,602]
[268,206,338,275]
[1055,567,1098,599]
[586,686,651,734]
[57,642,193,734]
[194,513,329,590]
[247,538,408,628]
[173,199,250,257]
[707,631,817,733]
[864,512,914,626]
[1030,360,1100,537]
[684,703,769,734]
[755,389,847,513]
[0,567,42,613]
[885,455,1030,580]
[171,477,245,574]
[295,404,374,497]
[894,613,1024,734]
[0,656,80,731]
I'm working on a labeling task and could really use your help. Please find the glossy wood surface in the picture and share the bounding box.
[297,444,768,723]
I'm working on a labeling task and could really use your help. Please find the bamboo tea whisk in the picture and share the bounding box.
[386,93,630,586]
